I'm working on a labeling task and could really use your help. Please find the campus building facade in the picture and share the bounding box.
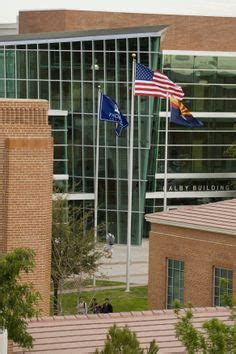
[146,198,236,309]
[0,10,236,244]
[147,51,236,214]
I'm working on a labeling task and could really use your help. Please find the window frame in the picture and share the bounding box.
[166,258,184,309]
[213,266,233,306]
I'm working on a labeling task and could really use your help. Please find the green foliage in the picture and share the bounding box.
[0,248,40,349]
[219,277,233,308]
[147,340,159,354]
[173,298,183,313]
[175,307,206,353]
[203,317,236,353]
[51,195,104,314]
[223,143,236,158]
[95,324,159,354]
[174,302,236,354]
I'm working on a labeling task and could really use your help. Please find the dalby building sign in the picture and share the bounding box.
[168,184,232,192]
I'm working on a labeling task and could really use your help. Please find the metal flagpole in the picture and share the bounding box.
[163,93,169,212]
[93,86,101,287]
[126,53,136,292]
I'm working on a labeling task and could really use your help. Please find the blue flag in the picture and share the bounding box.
[170,97,203,127]
[99,94,128,136]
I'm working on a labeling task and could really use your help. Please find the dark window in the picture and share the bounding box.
[214,267,233,306]
[167,258,184,308]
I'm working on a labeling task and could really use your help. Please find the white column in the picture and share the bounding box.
[0,329,8,354]
[126,55,136,292]
[93,87,101,287]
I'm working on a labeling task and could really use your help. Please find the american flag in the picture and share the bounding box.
[134,62,184,101]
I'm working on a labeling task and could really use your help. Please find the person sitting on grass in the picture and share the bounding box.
[77,296,88,315]
[101,297,113,313]
[89,297,101,314]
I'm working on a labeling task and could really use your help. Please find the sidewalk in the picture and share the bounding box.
[98,238,149,285]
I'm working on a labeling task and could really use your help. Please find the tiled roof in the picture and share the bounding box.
[145,198,236,235]
[14,307,232,353]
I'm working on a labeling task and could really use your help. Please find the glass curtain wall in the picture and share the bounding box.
[0,34,161,244]
[145,52,236,222]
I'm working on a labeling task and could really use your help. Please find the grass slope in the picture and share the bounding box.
[56,286,148,315]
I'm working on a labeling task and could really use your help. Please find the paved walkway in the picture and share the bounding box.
[59,284,144,294]
[98,238,149,285]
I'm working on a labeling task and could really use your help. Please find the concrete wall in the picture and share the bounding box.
[0,23,17,36]
[0,99,53,315]
[148,223,236,309]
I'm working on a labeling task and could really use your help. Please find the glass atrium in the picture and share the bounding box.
[145,52,236,225]
[0,28,162,244]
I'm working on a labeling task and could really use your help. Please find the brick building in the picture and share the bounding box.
[0,9,235,352]
[0,99,53,315]
[146,198,236,309]
[0,10,235,245]
[18,9,236,52]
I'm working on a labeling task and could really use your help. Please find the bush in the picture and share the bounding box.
[95,324,159,354]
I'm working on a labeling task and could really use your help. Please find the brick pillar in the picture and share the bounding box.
[8,340,13,354]
[0,99,53,315]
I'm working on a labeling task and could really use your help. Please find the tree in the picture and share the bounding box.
[51,195,104,315]
[95,324,159,354]
[174,300,236,354]
[223,142,236,158]
[0,248,40,349]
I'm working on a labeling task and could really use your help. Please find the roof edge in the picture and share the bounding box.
[145,215,236,236]
[0,25,167,45]
[28,306,230,322]
[17,8,236,20]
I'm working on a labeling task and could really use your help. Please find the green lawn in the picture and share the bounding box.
[53,286,148,315]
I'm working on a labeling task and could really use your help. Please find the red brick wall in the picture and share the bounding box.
[0,99,53,315]
[148,223,236,309]
[19,10,236,51]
